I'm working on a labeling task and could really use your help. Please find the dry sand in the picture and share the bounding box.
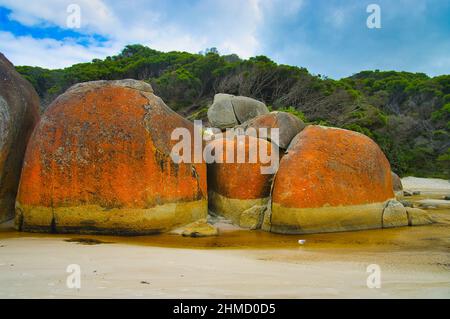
[0,178,449,299]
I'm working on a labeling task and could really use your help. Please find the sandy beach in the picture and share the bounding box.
[0,178,449,299]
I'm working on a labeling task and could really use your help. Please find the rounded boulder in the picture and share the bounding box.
[15,80,207,234]
[206,135,277,229]
[269,125,395,234]
[207,93,269,129]
[236,111,306,149]
[0,53,40,222]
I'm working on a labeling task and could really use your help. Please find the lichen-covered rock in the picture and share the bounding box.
[206,136,275,228]
[15,79,207,234]
[269,125,395,234]
[0,53,40,223]
[207,94,269,129]
[405,207,434,226]
[382,200,408,228]
[236,111,306,149]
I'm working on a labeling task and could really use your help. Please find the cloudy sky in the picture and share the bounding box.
[0,0,449,79]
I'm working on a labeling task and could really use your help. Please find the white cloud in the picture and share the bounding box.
[0,31,119,68]
[0,0,117,34]
[0,0,294,68]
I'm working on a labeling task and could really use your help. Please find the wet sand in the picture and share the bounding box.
[0,193,449,298]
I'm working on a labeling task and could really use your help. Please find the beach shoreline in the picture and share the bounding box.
[0,178,449,299]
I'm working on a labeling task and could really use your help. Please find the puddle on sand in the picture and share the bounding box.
[0,196,449,252]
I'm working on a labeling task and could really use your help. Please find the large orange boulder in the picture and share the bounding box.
[15,80,207,234]
[0,53,40,222]
[206,135,277,229]
[236,111,305,149]
[268,125,396,234]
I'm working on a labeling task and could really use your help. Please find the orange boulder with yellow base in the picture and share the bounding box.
[206,135,277,229]
[267,125,403,234]
[15,80,207,235]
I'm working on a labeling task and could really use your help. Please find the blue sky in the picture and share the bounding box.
[0,0,449,79]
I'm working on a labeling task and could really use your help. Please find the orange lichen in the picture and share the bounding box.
[17,82,206,214]
[207,136,275,200]
[272,125,394,209]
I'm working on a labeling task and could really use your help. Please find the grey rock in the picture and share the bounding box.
[239,205,266,230]
[391,171,403,192]
[399,200,414,208]
[382,200,408,228]
[236,111,306,149]
[207,94,238,129]
[231,96,269,124]
[405,207,434,226]
[417,199,450,209]
[207,93,269,129]
[0,53,40,222]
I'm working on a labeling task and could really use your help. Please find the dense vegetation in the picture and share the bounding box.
[16,44,450,178]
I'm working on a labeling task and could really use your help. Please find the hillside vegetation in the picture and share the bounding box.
[15,44,450,178]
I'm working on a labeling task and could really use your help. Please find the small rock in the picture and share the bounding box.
[382,200,408,228]
[239,205,266,230]
[399,200,414,208]
[207,93,269,129]
[417,199,450,209]
[412,191,421,196]
[177,219,218,237]
[405,207,434,226]
[443,195,450,200]
[140,281,150,285]
[391,172,403,192]
[403,191,413,197]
